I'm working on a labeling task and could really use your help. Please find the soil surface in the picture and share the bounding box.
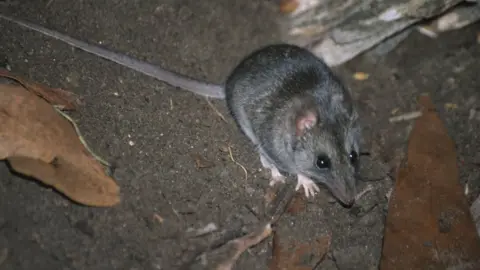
[0,1,479,270]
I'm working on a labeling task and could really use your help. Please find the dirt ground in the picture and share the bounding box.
[0,1,479,270]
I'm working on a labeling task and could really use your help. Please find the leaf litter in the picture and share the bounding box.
[380,95,480,269]
[178,181,299,270]
[0,71,119,207]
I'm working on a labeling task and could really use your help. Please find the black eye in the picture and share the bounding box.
[316,155,331,169]
[349,150,358,164]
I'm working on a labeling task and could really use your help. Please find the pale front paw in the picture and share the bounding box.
[295,174,320,198]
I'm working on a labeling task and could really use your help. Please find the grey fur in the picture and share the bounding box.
[225,44,361,205]
[1,15,361,205]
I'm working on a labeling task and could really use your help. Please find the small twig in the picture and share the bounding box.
[385,187,394,201]
[178,183,295,270]
[53,106,110,167]
[355,184,374,201]
[206,97,228,123]
[214,223,272,270]
[243,204,260,222]
[153,213,164,224]
[329,251,341,270]
[186,222,219,238]
[159,190,182,223]
[227,144,248,184]
[178,225,245,270]
[46,0,55,8]
[389,111,422,123]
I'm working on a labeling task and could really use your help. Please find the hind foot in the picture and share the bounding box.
[296,174,320,198]
[260,155,286,186]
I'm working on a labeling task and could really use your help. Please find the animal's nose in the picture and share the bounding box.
[341,197,355,208]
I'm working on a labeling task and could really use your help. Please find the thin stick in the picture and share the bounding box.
[389,111,422,123]
[228,145,248,183]
[206,97,228,123]
[54,106,110,167]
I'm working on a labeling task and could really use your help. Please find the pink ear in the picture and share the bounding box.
[295,110,317,136]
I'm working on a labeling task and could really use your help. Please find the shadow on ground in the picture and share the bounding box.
[0,1,479,269]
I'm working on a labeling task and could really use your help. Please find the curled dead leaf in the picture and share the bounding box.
[0,83,119,207]
[0,69,82,110]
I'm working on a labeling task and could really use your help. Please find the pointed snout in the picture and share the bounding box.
[328,174,357,208]
[331,186,356,208]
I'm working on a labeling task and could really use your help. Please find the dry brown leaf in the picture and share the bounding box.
[0,69,82,110]
[380,95,480,269]
[0,83,119,207]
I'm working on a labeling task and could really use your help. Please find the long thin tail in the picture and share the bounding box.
[0,14,225,99]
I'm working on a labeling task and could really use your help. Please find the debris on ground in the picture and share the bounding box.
[0,72,119,207]
[388,111,422,123]
[380,95,480,269]
[417,4,480,38]
[179,181,296,270]
[353,72,369,81]
[471,194,480,236]
[278,0,480,66]
[191,153,215,169]
[208,223,272,270]
[444,102,458,110]
[269,187,331,269]
[270,230,330,270]
[186,222,219,238]
[0,69,82,110]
